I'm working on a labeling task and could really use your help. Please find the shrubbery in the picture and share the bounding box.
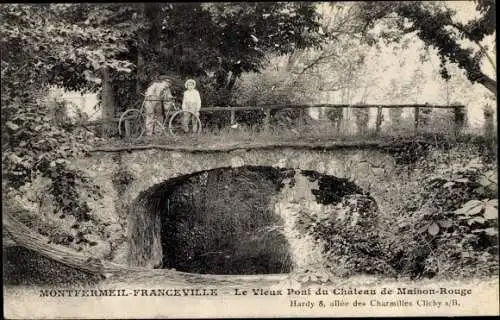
[300,141,498,279]
[389,153,498,278]
[298,194,396,278]
[2,98,108,253]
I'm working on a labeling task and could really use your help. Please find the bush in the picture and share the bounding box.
[385,152,498,279]
[2,98,106,255]
[299,142,498,280]
[299,194,396,277]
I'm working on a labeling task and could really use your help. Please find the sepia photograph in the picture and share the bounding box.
[2,1,498,318]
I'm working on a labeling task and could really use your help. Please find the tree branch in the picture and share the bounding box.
[473,38,496,71]
[476,73,498,96]
[3,209,291,284]
[449,22,497,72]
[294,50,340,76]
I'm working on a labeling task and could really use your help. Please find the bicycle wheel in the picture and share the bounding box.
[118,109,145,139]
[168,110,202,137]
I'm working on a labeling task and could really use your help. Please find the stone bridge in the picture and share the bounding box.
[69,141,415,269]
[82,143,397,210]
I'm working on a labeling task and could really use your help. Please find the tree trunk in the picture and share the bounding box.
[215,69,227,89]
[477,74,497,97]
[136,6,148,96]
[136,50,147,96]
[3,210,112,275]
[136,3,161,96]
[101,68,116,136]
[286,51,303,71]
[146,3,162,53]
[226,71,239,92]
[2,209,295,283]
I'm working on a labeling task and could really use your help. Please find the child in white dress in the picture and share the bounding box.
[182,79,201,132]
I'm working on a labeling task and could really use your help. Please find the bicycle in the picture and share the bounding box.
[118,94,202,139]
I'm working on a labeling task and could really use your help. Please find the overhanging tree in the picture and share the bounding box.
[357,0,497,96]
[1,4,135,252]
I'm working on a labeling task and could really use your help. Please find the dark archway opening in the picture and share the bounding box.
[157,166,295,275]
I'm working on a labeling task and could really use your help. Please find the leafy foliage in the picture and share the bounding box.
[357,1,497,95]
[299,194,395,277]
[0,4,290,251]
[1,5,116,248]
[118,3,323,108]
[2,98,104,248]
[3,101,91,186]
[0,4,134,102]
[388,154,498,278]
[456,199,498,236]
[382,137,435,165]
[298,146,498,280]
[38,2,325,113]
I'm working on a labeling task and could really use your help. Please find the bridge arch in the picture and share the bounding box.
[73,145,399,267]
[116,147,397,214]
[111,146,396,271]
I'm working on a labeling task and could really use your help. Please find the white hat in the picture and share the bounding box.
[185,79,196,89]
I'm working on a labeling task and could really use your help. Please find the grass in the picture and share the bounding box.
[93,117,492,151]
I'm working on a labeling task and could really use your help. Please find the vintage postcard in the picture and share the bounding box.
[2,1,498,318]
